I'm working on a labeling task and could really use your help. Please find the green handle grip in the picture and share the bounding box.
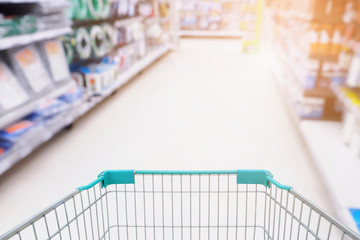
[77,169,292,191]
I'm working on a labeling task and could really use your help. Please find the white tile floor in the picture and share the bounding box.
[0,39,334,236]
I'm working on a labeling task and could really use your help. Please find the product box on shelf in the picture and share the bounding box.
[58,86,83,104]
[6,44,54,97]
[286,70,342,120]
[76,59,119,95]
[37,39,71,85]
[27,98,69,123]
[80,65,104,94]
[0,58,30,117]
[292,58,319,90]
[280,0,346,21]
[278,16,345,61]
[293,94,325,119]
[116,49,125,70]
[115,25,127,47]
[286,80,324,119]
[0,119,37,142]
[71,72,86,88]
[102,58,119,84]
[117,43,137,69]
[145,21,164,49]
[318,61,347,89]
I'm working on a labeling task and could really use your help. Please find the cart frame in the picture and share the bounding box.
[1,170,359,240]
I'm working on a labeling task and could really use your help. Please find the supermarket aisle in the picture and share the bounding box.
[0,39,333,234]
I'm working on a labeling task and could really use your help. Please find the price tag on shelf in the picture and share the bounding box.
[14,46,51,93]
[0,62,29,110]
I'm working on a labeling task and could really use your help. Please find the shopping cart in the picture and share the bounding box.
[1,170,360,240]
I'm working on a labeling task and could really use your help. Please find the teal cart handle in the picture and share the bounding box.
[77,169,291,191]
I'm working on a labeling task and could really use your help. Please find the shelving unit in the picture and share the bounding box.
[0,81,76,130]
[0,27,72,50]
[0,0,178,176]
[271,49,302,125]
[179,30,245,37]
[0,44,171,176]
[0,103,82,175]
[114,16,144,26]
[271,51,360,233]
[0,0,49,2]
[178,0,262,39]
[73,16,144,28]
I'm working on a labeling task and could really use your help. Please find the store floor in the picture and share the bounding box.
[0,39,334,235]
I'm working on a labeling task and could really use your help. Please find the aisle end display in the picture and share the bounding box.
[179,0,263,40]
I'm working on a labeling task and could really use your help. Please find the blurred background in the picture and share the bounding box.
[0,0,359,237]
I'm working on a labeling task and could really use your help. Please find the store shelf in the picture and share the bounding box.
[179,30,245,37]
[271,49,302,125]
[0,44,170,177]
[0,27,72,50]
[115,45,170,88]
[277,26,338,63]
[300,121,360,232]
[277,45,336,99]
[0,100,84,176]
[97,44,170,99]
[114,16,144,27]
[271,49,360,232]
[0,81,76,130]
[74,16,143,28]
[276,9,343,24]
[0,0,68,2]
[67,45,171,121]
[0,0,46,2]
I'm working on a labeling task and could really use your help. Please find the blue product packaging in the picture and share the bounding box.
[0,139,13,159]
[34,99,68,120]
[59,86,83,103]
[0,139,13,153]
[0,120,36,141]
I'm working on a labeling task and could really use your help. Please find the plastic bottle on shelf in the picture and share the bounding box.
[308,23,320,55]
[330,26,342,56]
[318,25,331,55]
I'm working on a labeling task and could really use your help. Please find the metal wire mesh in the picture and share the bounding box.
[2,172,360,240]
